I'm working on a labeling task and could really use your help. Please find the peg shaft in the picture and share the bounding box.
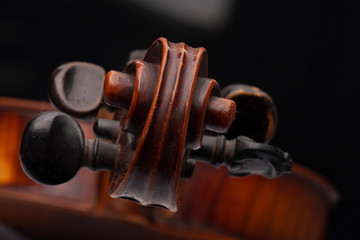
[190,135,292,178]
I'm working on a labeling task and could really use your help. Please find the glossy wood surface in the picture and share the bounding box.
[49,62,106,117]
[0,97,338,240]
[0,97,53,185]
[163,162,338,240]
[105,38,235,211]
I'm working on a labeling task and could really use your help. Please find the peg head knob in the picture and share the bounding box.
[20,112,84,185]
[49,62,106,118]
[221,84,278,143]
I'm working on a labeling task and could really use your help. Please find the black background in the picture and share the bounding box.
[0,0,359,239]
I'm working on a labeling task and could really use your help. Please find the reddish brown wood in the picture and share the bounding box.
[17,38,285,214]
[0,97,95,186]
[159,162,339,240]
[0,111,30,185]
[204,96,236,133]
[0,97,338,239]
[187,77,220,148]
[104,70,135,109]
[104,38,236,211]
[0,98,53,185]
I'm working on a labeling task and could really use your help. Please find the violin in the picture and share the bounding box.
[0,38,338,240]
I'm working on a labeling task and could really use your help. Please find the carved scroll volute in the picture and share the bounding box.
[104,38,235,211]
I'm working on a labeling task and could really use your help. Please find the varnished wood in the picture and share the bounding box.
[6,36,340,239]
[49,62,106,118]
[160,162,339,240]
[105,38,236,211]
[104,70,135,109]
[0,98,53,185]
[0,97,338,239]
[0,97,94,186]
[19,38,290,214]
[0,111,29,185]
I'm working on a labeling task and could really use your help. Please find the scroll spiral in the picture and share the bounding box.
[104,38,235,211]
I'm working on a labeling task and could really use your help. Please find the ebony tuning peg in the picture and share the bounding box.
[93,118,121,142]
[183,84,288,179]
[20,112,117,185]
[48,48,147,120]
[190,134,292,178]
[49,62,106,118]
[18,38,293,212]
[221,84,278,143]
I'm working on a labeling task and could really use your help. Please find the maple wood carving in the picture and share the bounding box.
[19,38,292,212]
[105,38,236,211]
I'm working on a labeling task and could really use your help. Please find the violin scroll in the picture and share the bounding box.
[19,37,292,211]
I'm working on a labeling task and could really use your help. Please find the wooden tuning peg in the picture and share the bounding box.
[221,84,278,143]
[20,112,117,185]
[49,62,106,118]
[19,37,292,212]
[103,65,236,137]
[189,134,292,178]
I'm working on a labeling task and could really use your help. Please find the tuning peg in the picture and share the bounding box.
[49,62,106,118]
[48,48,147,119]
[190,134,292,178]
[93,118,121,142]
[104,70,236,134]
[20,112,117,185]
[18,38,292,211]
[221,84,278,143]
